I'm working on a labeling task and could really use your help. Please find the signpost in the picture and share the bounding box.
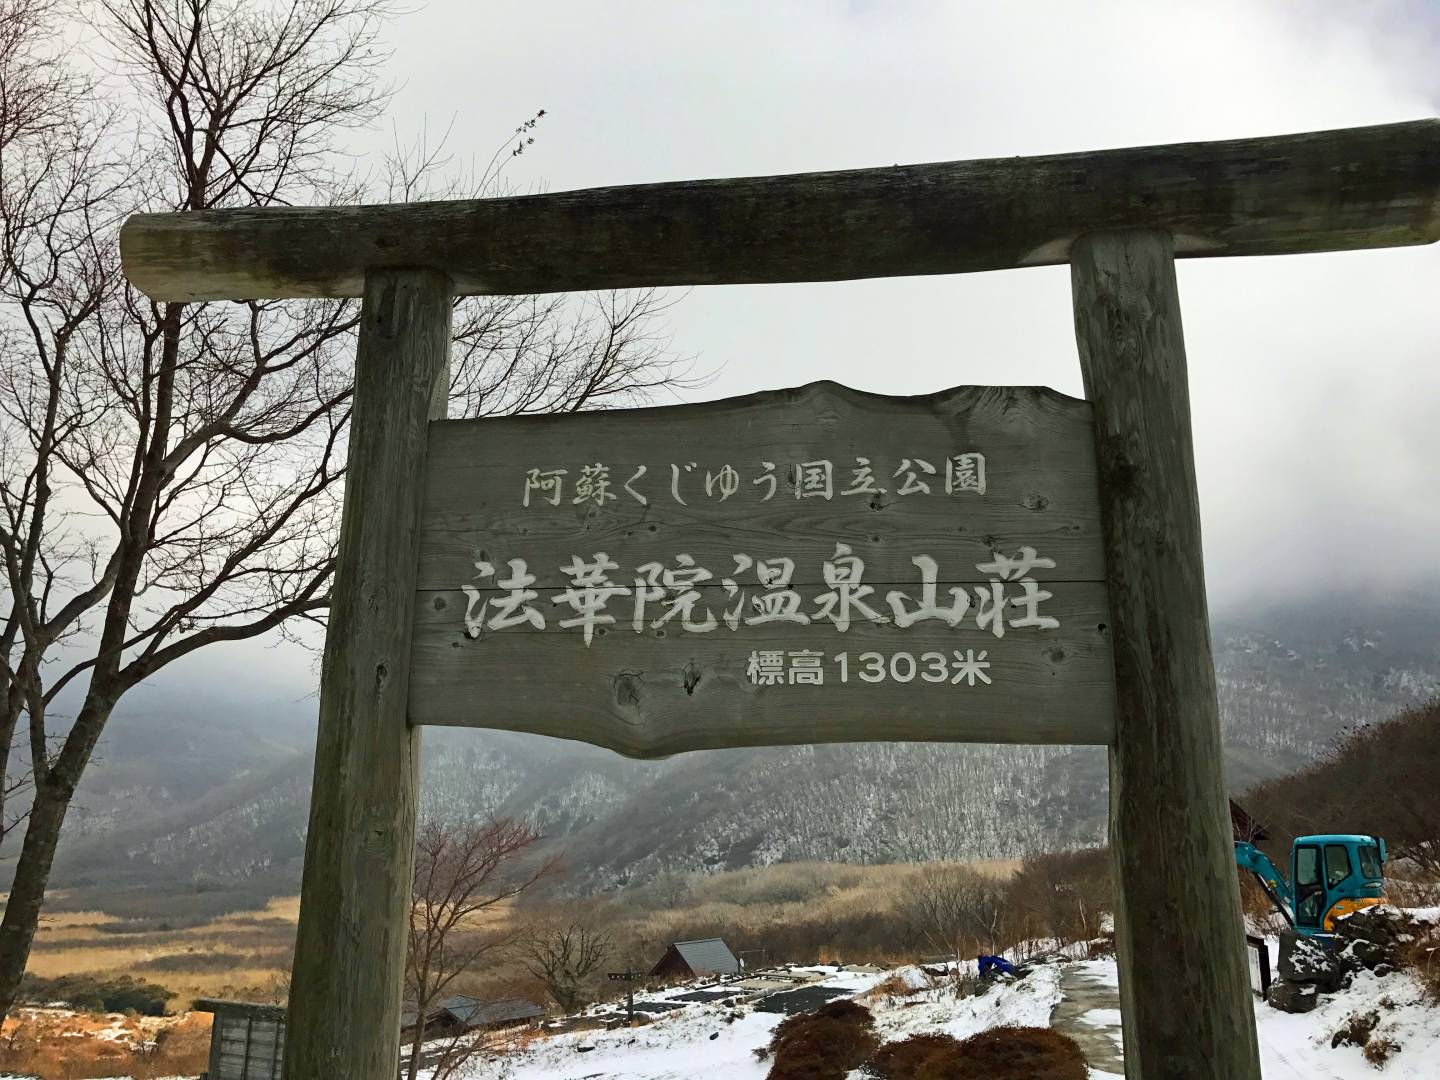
[119,119,1440,1080]
[607,973,648,1031]
[607,971,646,1026]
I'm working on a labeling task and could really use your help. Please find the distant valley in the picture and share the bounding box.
[34,587,1440,911]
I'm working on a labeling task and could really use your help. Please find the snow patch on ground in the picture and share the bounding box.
[1060,956,1440,1079]
[1257,967,1440,1079]
[1067,959,1120,989]
[25,946,1440,1080]
[1078,1007,1122,1028]
[450,951,1440,1080]
[439,964,1065,1080]
[450,968,886,1080]
[868,963,1062,1043]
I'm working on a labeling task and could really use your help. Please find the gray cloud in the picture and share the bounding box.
[118,1,1440,704]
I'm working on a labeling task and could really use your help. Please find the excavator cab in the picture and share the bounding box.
[1231,800,1388,939]
[1291,834,1386,934]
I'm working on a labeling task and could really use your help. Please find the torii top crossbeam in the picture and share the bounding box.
[120,119,1439,302]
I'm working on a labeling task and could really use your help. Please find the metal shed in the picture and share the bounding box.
[194,998,285,1080]
[649,938,741,979]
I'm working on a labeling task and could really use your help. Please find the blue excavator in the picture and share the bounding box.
[1231,802,1387,939]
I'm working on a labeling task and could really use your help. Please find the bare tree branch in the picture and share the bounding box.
[404,817,561,1080]
[518,907,616,1015]
[0,0,692,1023]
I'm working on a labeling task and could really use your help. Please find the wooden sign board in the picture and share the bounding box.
[409,381,1113,756]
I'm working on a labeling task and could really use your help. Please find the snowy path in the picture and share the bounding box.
[1051,960,1124,1077]
[1048,954,1440,1080]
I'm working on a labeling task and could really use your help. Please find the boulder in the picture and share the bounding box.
[1334,907,1417,970]
[1278,929,1345,992]
[1349,938,1389,970]
[1267,980,1319,1014]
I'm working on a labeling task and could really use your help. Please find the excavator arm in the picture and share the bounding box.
[1234,841,1294,927]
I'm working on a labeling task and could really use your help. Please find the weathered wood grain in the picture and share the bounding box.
[408,381,1112,754]
[417,381,1106,590]
[409,581,1113,755]
[1071,230,1259,1080]
[285,269,452,1080]
[121,120,1439,300]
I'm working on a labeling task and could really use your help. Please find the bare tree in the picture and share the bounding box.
[0,0,687,1017]
[519,907,616,1015]
[405,817,560,1080]
[0,0,75,155]
[1244,698,1440,877]
[1004,848,1111,947]
[899,864,1010,959]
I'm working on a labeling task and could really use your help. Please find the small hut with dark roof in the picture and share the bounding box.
[400,995,544,1039]
[649,938,741,979]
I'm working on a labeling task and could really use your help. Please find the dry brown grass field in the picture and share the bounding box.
[25,894,300,1007]
[22,859,1021,1013]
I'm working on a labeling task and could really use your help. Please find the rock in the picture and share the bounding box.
[1350,938,1388,970]
[1278,929,1345,991]
[1337,947,1365,974]
[1334,907,1417,970]
[1268,980,1319,1014]
[1374,963,1395,978]
[1331,1008,1380,1048]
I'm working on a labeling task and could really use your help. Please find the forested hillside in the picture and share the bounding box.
[34,588,1440,906]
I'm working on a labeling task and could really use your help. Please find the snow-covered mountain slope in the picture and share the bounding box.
[35,588,1440,899]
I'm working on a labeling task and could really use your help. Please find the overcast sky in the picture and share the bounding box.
[129,0,1440,712]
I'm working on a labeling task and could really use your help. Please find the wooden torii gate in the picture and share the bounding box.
[120,119,1439,1080]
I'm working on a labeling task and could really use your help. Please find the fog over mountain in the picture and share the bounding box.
[34,586,1438,907]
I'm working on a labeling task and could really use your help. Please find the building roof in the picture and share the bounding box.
[667,938,740,976]
[193,998,287,1022]
[436,996,545,1028]
[401,995,543,1030]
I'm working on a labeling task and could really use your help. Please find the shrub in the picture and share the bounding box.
[1004,848,1112,947]
[872,1026,1088,1080]
[1363,1036,1400,1067]
[863,974,923,1003]
[0,1010,210,1079]
[1404,922,1440,1003]
[766,999,879,1080]
[1382,865,1440,908]
[15,973,175,1016]
[868,1032,963,1079]
[1086,934,1116,959]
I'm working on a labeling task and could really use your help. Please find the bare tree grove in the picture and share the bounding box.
[405,817,559,1080]
[0,0,687,1018]
[898,864,1010,959]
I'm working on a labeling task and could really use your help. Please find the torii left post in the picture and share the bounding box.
[283,268,452,1078]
